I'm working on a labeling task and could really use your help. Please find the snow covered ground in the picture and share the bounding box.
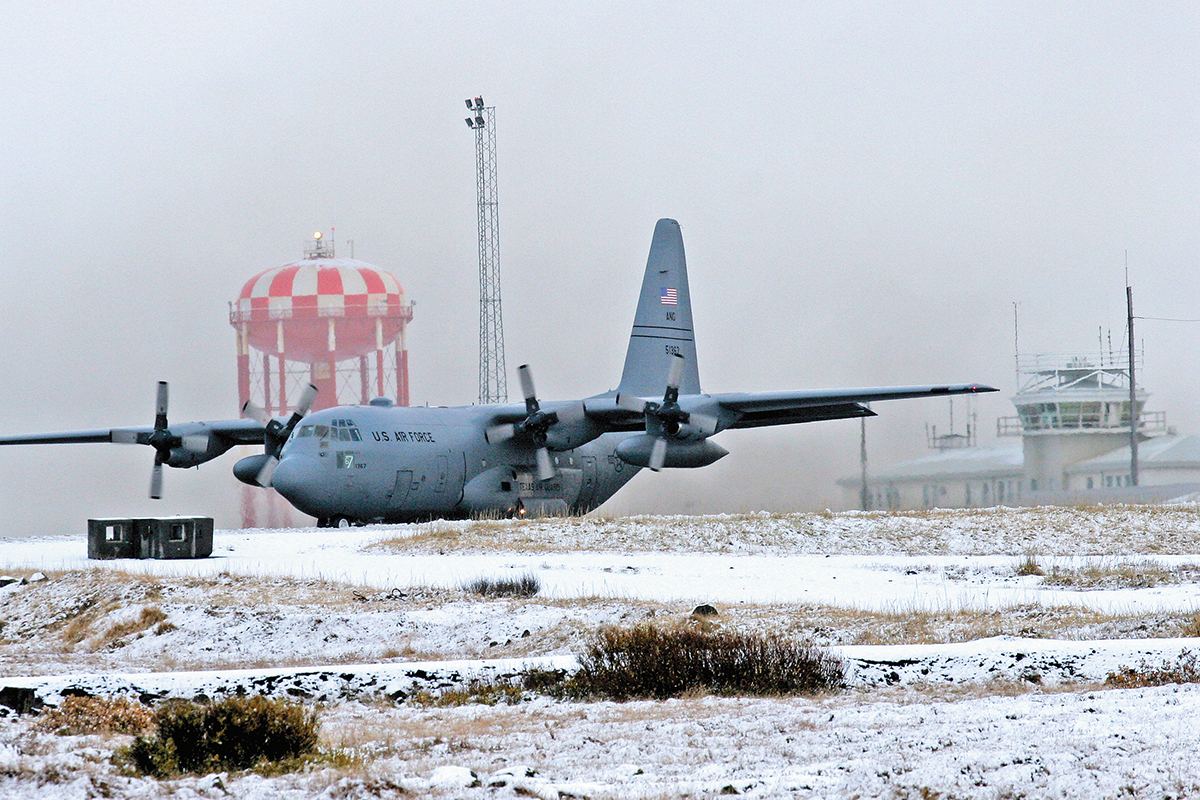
[1,506,1199,798]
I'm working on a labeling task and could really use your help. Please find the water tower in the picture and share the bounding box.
[229,232,414,525]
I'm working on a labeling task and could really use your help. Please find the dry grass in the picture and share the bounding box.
[96,606,169,649]
[462,572,540,597]
[1015,553,1045,576]
[856,678,1105,704]
[409,678,528,707]
[731,600,1193,646]
[1041,558,1200,589]
[364,505,1200,556]
[1,563,1195,678]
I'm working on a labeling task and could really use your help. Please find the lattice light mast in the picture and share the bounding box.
[465,96,507,404]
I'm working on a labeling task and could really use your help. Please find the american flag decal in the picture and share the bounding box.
[660,287,678,305]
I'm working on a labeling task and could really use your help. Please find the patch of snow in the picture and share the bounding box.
[2,507,1200,798]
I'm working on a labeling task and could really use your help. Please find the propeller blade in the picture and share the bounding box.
[648,437,669,472]
[279,384,319,440]
[145,381,175,498]
[535,447,555,482]
[666,353,684,391]
[293,383,318,417]
[242,400,271,427]
[255,455,280,487]
[518,364,537,403]
[486,423,517,444]
[615,393,648,413]
[154,381,169,428]
[150,459,164,500]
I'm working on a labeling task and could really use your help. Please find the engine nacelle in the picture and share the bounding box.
[233,454,274,487]
[669,421,716,441]
[615,435,729,469]
[163,426,234,469]
[543,417,606,451]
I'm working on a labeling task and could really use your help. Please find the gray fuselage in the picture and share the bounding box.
[269,404,641,524]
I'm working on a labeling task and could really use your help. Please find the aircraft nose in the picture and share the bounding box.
[270,456,317,505]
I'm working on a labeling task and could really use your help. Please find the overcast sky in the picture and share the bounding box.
[1,1,1196,533]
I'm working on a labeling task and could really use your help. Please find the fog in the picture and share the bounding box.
[1,2,1196,535]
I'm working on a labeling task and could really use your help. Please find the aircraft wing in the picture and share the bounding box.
[0,418,267,447]
[583,383,996,432]
[708,384,995,429]
[0,429,120,445]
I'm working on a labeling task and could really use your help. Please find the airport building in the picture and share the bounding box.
[843,352,1200,509]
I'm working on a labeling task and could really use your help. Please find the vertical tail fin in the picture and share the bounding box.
[617,219,701,396]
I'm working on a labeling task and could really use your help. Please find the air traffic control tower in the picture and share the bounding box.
[997,353,1166,493]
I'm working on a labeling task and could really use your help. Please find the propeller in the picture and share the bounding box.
[485,364,584,481]
[242,383,318,487]
[614,354,720,471]
[111,382,225,499]
[110,382,181,499]
[147,382,173,499]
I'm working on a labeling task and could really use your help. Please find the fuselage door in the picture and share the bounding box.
[434,454,449,492]
[583,455,597,489]
[576,455,599,510]
[389,469,415,508]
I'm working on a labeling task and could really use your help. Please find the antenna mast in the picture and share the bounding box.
[1127,284,1139,486]
[464,96,507,404]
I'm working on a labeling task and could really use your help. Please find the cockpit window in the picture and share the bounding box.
[299,419,361,443]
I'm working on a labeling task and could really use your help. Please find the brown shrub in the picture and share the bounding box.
[569,622,844,700]
[35,695,155,736]
[127,696,320,776]
[1106,650,1200,689]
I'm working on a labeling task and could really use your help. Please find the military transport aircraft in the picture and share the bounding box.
[0,219,995,526]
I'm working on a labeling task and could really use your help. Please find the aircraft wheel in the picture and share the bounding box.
[331,515,353,529]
